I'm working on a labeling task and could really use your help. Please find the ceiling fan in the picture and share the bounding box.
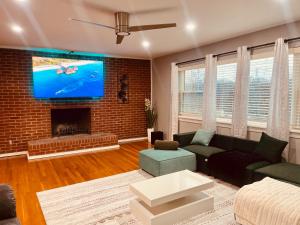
[70,12,176,44]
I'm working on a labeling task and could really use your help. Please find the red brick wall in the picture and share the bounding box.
[0,48,151,154]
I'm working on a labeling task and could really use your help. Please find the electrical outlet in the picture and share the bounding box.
[9,140,12,145]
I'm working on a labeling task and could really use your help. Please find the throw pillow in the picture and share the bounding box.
[154,140,179,150]
[253,132,288,163]
[191,129,215,146]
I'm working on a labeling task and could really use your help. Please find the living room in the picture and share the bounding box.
[0,0,300,225]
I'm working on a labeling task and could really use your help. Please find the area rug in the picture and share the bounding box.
[37,170,239,225]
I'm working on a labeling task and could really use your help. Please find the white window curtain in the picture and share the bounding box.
[231,46,250,138]
[202,54,217,131]
[169,62,179,140]
[267,38,290,160]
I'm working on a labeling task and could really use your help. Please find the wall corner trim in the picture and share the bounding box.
[118,137,147,144]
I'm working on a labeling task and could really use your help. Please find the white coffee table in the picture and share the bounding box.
[129,170,214,225]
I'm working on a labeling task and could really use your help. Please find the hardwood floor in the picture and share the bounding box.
[0,141,151,225]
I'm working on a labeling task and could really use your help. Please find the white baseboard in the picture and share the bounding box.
[118,137,147,144]
[0,151,27,158]
[1,136,147,160]
[27,144,120,160]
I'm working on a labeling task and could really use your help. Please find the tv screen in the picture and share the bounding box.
[32,56,104,99]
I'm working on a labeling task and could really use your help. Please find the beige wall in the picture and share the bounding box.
[152,21,300,163]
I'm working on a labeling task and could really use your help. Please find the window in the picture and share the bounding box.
[216,62,237,119]
[177,47,300,131]
[248,57,274,123]
[179,67,205,116]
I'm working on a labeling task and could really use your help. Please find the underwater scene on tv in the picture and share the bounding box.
[32,57,104,99]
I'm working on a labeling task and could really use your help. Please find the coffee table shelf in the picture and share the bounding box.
[129,170,214,225]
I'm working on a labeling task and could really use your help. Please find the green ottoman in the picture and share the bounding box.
[139,148,196,176]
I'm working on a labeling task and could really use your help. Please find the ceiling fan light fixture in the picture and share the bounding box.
[115,12,130,36]
[116,32,130,36]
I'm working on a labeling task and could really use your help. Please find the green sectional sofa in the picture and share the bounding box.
[174,131,300,187]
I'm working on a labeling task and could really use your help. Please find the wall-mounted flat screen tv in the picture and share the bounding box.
[32,56,104,99]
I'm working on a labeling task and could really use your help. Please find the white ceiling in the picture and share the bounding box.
[1,0,300,59]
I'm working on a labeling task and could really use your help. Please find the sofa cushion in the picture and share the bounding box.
[191,129,215,146]
[254,132,288,163]
[183,145,225,158]
[255,163,300,185]
[246,161,271,171]
[209,134,234,151]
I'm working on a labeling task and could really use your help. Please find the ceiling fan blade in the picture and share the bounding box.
[131,7,178,16]
[69,18,115,30]
[116,35,124,44]
[63,0,115,15]
[129,23,176,32]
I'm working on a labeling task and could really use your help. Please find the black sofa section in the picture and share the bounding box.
[208,150,267,186]
[174,132,271,186]
[0,185,20,225]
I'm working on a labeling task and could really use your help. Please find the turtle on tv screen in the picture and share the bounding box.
[32,56,104,99]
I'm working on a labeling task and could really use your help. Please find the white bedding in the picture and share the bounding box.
[234,177,300,225]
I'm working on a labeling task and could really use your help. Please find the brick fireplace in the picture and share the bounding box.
[28,107,119,158]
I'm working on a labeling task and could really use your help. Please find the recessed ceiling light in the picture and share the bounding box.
[11,24,23,33]
[186,22,196,32]
[142,40,150,49]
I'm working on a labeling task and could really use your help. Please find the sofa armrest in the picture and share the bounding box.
[173,132,196,147]
[0,185,16,220]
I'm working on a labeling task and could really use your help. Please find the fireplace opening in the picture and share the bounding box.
[51,108,91,137]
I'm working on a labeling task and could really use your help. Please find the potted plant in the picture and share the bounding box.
[145,98,157,142]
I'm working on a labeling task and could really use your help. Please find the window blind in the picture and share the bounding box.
[248,54,295,125]
[216,62,237,119]
[248,57,273,123]
[179,67,205,116]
